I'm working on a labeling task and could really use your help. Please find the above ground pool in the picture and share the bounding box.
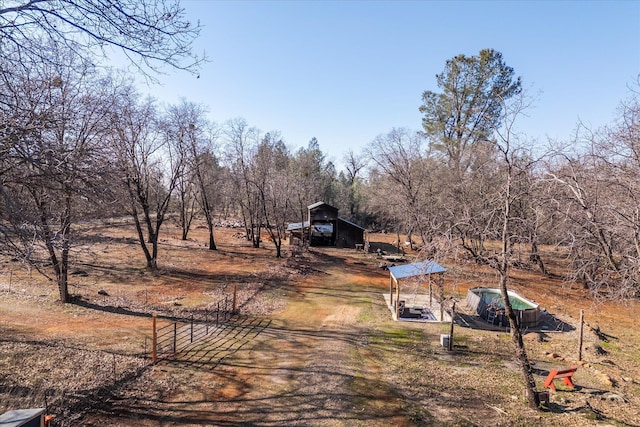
[466,287,540,328]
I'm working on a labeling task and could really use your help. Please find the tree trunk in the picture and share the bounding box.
[150,234,159,271]
[208,228,217,250]
[500,167,539,409]
[204,209,217,250]
[529,240,547,275]
[498,271,539,408]
[58,243,70,303]
[37,193,71,304]
[131,210,153,268]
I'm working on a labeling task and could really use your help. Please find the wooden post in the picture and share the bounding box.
[448,301,456,351]
[389,276,394,306]
[233,283,238,314]
[152,314,157,365]
[216,301,220,323]
[429,277,432,307]
[112,354,117,385]
[205,311,209,335]
[578,309,584,361]
[173,322,177,354]
[395,280,401,319]
[190,315,194,343]
[439,282,444,322]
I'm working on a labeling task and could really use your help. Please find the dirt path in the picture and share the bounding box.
[80,248,414,426]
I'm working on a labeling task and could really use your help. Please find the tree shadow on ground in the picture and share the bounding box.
[79,314,435,426]
[455,306,576,333]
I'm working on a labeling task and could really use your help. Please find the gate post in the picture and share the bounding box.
[233,284,238,314]
[173,322,177,354]
[152,314,157,364]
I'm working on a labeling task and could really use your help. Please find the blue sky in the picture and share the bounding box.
[141,0,640,169]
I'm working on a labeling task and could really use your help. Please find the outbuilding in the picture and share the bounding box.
[287,202,365,248]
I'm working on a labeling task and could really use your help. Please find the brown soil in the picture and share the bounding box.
[1,221,639,426]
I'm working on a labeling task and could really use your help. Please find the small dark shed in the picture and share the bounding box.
[335,217,365,248]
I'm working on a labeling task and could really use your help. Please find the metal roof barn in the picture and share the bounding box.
[287,202,365,248]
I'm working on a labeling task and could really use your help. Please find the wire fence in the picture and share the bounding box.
[153,294,236,363]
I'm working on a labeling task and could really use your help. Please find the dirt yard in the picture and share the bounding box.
[1,219,639,426]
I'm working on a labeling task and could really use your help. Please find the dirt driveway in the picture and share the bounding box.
[78,247,421,426]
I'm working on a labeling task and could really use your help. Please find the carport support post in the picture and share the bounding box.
[152,314,157,365]
[395,279,401,319]
[389,275,394,306]
[448,302,456,351]
[439,275,444,322]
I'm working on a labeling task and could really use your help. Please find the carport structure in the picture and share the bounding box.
[388,260,447,322]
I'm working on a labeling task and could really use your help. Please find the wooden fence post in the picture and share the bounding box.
[578,309,584,361]
[190,315,194,343]
[216,301,220,323]
[233,283,238,314]
[173,322,177,355]
[152,314,157,365]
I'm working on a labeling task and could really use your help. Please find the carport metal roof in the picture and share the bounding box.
[389,261,446,280]
[286,221,310,231]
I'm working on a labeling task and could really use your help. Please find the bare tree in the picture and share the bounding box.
[111,92,182,270]
[0,0,204,78]
[162,102,196,241]
[366,128,438,247]
[224,118,263,247]
[0,48,116,302]
[488,93,540,409]
[335,149,368,221]
[546,84,640,299]
[255,132,292,258]
[165,100,220,249]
